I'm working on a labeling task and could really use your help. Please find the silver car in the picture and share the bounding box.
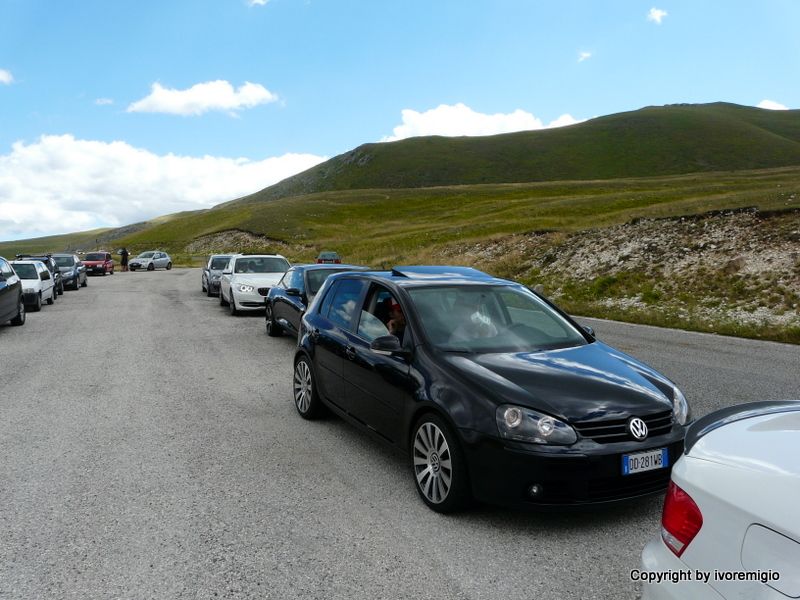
[129,251,173,271]
[201,254,233,297]
[219,254,290,315]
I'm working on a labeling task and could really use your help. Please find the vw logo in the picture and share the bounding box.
[628,417,648,441]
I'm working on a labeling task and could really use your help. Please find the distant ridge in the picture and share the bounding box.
[226,102,800,206]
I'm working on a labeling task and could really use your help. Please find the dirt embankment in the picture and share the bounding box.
[442,208,800,335]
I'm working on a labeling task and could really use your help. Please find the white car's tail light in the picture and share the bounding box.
[661,481,703,557]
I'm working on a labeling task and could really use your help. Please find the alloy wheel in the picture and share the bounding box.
[293,360,313,414]
[413,421,453,504]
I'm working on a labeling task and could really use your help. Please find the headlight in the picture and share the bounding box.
[238,284,254,293]
[672,386,690,425]
[496,405,577,445]
[211,274,221,281]
[23,288,34,294]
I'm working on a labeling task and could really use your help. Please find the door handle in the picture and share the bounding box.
[345,345,357,360]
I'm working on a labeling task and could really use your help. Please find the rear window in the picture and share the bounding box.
[53,256,75,267]
[12,264,38,279]
[85,253,106,261]
[210,257,230,270]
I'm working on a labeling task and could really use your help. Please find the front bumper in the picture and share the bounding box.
[86,265,107,274]
[207,279,221,293]
[22,291,39,305]
[460,429,685,508]
[232,288,269,310]
[639,538,725,599]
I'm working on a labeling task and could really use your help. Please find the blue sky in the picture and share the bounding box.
[1,0,799,241]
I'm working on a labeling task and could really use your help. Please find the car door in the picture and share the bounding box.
[39,264,54,300]
[0,258,15,322]
[311,278,366,413]
[275,269,306,334]
[340,284,415,443]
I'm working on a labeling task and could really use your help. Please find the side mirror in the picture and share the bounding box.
[286,287,302,297]
[582,324,595,337]
[370,335,410,357]
[41,271,51,280]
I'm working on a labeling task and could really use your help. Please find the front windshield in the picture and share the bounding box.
[85,253,105,261]
[53,256,75,267]
[408,285,587,353]
[210,257,230,270]
[138,252,156,259]
[234,257,289,274]
[307,269,350,294]
[12,264,39,279]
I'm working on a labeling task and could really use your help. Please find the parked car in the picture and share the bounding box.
[16,254,64,295]
[640,401,800,600]
[293,266,691,512]
[0,256,25,326]
[219,254,290,316]
[10,260,57,311]
[52,253,87,290]
[266,264,369,337]
[83,251,114,275]
[316,251,342,264]
[202,254,233,297]
[129,251,172,271]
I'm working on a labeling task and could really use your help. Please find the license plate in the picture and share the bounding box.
[622,447,669,475]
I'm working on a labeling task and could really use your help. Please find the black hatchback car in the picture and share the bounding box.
[0,256,25,326]
[266,264,369,338]
[293,266,691,512]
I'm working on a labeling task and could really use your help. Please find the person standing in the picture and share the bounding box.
[119,247,129,272]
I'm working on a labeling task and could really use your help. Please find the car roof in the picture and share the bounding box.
[231,253,287,259]
[327,265,513,288]
[11,259,45,266]
[51,253,77,257]
[294,263,368,271]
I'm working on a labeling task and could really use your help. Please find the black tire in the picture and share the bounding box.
[293,356,325,419]
[10,298,25,326]
[410,413,470,513]
[57,281,64,295]
[206,284,214,297]
[32,293,42,312]
[81,276,88,287]
[166,262,172,270]
[129,266,136,272]
[202,279,207,293]
[229,293,238,316]
[46,288,55,305]
[147,263,155,271]
[73,277,80,290]
[265,305,282,337]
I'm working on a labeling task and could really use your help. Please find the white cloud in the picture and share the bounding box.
[382,103,585,142]
[578,51,592,63]
[757,99,789,110]
[127,80,278,116]
[0,69,13,85]
[248,0,269,5]
[95,98,114,106]
[647,8,668,24]
[0,135,326,241]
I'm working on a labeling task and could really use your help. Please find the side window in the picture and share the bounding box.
[276,271,290,289]
[318,280,338,317]
[356,285,396,342]
[326,279,364,330]
[0,259,13,277]
[289,269,304,291]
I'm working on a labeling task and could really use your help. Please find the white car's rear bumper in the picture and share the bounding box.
[640,538,725,600]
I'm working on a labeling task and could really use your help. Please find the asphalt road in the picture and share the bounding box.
[1,269,799,600]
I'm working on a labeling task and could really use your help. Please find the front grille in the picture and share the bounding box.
[257,287,270,296]
[573,410,673,443]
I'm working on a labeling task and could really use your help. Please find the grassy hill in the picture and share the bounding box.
[224,102,800,205]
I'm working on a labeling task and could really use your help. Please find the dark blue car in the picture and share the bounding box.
[292,266,691,513]
[266,264,369,338]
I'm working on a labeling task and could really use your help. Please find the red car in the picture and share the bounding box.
[82,251,114,275]
[316,251,341,264]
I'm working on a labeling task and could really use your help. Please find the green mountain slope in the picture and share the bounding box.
[227,102,800,205]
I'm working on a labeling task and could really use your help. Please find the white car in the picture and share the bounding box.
[129,251,172,271]
[10,260,57,311]
[640,401,800,600]
[219,254,290,315]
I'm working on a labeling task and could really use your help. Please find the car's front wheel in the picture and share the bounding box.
[219,288,229,306]
[411,414,470,513]
[46,287,55,305]
[293,356,324,419]
[147,263,154,271]
[57,281,64,295]
[166,262,172,270]
[229,293,238,316]
[265,305,282,337]
[32,292,42,312]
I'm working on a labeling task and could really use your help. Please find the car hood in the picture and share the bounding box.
[441,341,673,423]
[57,266,74,273]
[230,273,283,286]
